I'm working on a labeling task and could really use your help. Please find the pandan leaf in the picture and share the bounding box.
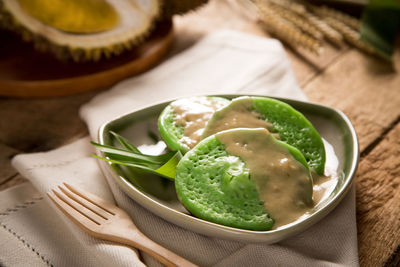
[360,0,400,61]
[91,142,169,166]
[92,154,180,180]
[91,132,182,180]
[109,131,141,153]
[154,151,182,179]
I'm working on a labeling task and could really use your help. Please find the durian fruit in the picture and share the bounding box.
[0,0,160,62]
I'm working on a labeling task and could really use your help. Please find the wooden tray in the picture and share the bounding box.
[0,20,173,98]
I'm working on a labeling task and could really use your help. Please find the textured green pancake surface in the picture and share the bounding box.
[252,97,325,175]
[175,134,275,231]
[158,104,184,151]
[203,96,326,175]
[158,96,230,154]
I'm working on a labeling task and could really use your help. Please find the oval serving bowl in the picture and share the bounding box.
[97,94,359,244]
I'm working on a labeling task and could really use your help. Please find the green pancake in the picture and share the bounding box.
[158,96,230,154]
[175,128,313,231]
[202,96,326,175]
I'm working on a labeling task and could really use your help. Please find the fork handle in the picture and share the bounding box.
[117,231,198,267]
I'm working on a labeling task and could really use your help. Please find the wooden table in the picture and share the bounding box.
[0,1,399,266]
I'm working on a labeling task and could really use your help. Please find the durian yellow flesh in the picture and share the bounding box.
[0,0,160,62]
[18,0,119,34]
[0,0,209,62]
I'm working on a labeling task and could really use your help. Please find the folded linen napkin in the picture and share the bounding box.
[2,30,359,267]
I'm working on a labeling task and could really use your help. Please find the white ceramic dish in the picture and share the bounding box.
[97,94,359,243]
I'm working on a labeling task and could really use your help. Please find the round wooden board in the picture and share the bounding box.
[0,20,173,98]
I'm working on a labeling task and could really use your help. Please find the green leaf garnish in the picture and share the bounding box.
[91,132,182,180]
[91,142,167,167]
[109,131,141,153]
[154,151,182,179]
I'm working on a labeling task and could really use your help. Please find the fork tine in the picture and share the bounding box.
[59,184,111,220]
[49,185,197,267]
[51,188,105,225]
[63,183,117,215]
[47,190,100,232]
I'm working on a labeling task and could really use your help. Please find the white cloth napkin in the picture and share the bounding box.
[2,30,359,267]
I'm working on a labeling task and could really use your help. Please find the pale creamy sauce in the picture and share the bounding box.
[172,96,338,228]
[202,97,276,139]
[217,128,313,228]
[171,97,227,150]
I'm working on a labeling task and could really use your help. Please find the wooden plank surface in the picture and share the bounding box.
[303,49,400,151]
[302,46,400,267]
[356,123,400,267]
[0,92,94,151]
[0,0,399,266]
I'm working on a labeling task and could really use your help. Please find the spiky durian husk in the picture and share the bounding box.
[0,0,161,62]
[161,0,209,18]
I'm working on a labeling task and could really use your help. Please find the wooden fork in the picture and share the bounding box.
[47,183,197,267]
